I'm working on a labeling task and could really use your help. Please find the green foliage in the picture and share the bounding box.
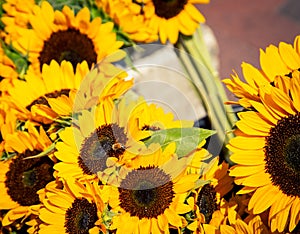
[143,127,215,158]
[0,0,4,30]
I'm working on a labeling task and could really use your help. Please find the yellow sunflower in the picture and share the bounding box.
[223,34,300,108]
[1,0,36,43]
[144,0,209,44]
[5,58,131,126]
[53,98,149,182]
[38,177,106,234]
[97,0,158,43]
[0,124,56,228]
[4,60,90,124]
[0,43,19,94]
[27,53,133,123]
[106,149,199,233]
[101,0,209,44]
[13,1,124,74]
[186,156,234,233]
[227,80,300,232]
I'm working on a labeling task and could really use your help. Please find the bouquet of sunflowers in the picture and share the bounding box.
[0,0,299,233]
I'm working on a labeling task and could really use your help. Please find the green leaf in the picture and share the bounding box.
[143,127,216,158]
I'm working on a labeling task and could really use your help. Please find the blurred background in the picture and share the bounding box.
[198,0,300,83]
[128,0,300,125]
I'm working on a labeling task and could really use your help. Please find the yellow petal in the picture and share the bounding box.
[229,164,265,177]
[279,42,300,70]
[157,213,168,231]
[164,208,182,227]
[138,218,151,234]
[229,136,265,150]
[235,219,250,234]
[158,19,167,44]
[39,208,65,225]
[260,46,289,79]
[230,150,265,166]
[289,198,300,231]
[166,18,179,44]
[248,185,281,214]
[235,171,271,187]
[184,3,205,23]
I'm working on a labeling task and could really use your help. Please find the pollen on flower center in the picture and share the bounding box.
[152,0,188,19]
[265,113,300,197]
[38,29,97,71]
[78,124,127,175]
[118,166,174,219]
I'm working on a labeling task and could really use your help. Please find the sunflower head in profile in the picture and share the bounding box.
[223,34,300,108]
[0,124,56,229]
[227,79,300,232]
[105,149,199,233]
[12,1,124,74]
[186,156,234,233]
[38,177,106,234]
[108,0,209,44]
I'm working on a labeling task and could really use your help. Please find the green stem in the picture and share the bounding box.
[175,25,237,161]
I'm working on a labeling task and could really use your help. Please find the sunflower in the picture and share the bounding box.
[227,80,300,232]
[0,43,19,94]
[1,0,36,43]
[3,60,90,124]
[97,0,158,43]
[38,177,106,234]
[106,150,199,233]
[186,156,234,233]
[53,98,149,182]
[223,34,300,108]
[0,124,56,228]
[101,0,209,44]
[5,58,131,126]
[12,1,124,74]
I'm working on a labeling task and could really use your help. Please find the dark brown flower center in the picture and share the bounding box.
[118,166,174,219]
[26,89,71,110]
[65,198,98,234]
[5,150,55,206]
[78,123,127,175]
[265,113,300,197]
[152,0,188,19]
[38,29,97,72]
[196,184,218,223]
